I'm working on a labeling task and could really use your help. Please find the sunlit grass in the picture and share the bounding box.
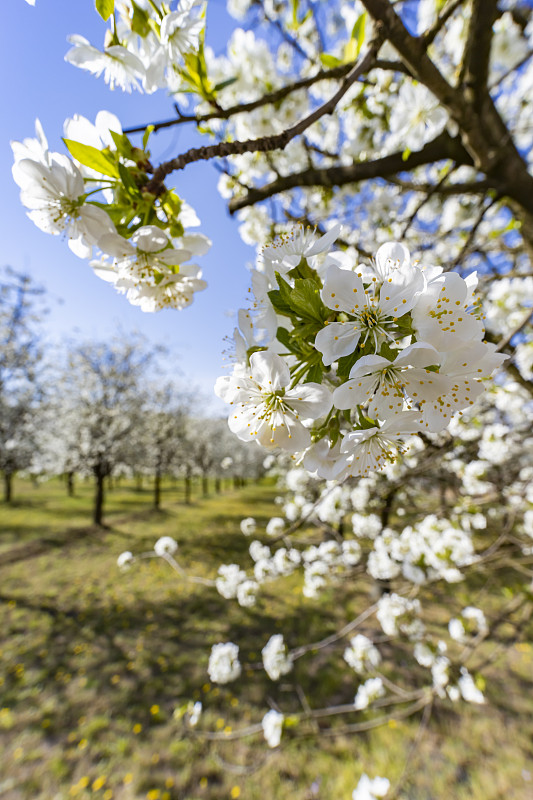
[0,478,532,799]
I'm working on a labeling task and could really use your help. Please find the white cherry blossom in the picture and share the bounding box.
[160,0,204,63]
[315,263,425,366]
[65,35,145,92]
[332,342,447,423]
[215,351,332,453]
[334,412,424,479]
[260,224,341,280]
[12,153,115,258]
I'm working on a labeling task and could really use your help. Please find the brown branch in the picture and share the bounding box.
[228,130,471,213]
[360,0,533,254]
[390,178,496,196]
[459,0,499,108]
[143,37,383,196]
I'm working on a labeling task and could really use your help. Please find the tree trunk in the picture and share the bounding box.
[136,474,143,492]
[93,469,105,526]
[154,469,161,510]
[66,471,75,497]
[202,473,209,497]
[3,472,12,503]
[215,476,221,493]
[185,466,192,505]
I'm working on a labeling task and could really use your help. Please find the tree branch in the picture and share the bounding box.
[459,0,499,108]
[143,37,383,196]
[391,177,495,196]
[228,131,471,213]
[360,0,533,254]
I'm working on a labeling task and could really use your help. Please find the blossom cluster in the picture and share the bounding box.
[11,114,210,312]
[215,228,506,480]
[66,0,205,95]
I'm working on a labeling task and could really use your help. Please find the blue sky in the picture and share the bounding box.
[1,1,255,411]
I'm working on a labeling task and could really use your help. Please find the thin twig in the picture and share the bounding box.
[290,603,379,660]
[421,0,465,48]
[495,310,533,352]
[388,698,434,800]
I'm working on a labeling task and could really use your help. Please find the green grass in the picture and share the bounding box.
[0,477,532,800]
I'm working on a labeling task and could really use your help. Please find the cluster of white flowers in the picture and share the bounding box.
[240,516,257,536]
[261,708,284,748]
[302,539,361,598]
[65,0,204,94]
[368,515,476,585]
[154,535,179,556]
[354,677,385,710]
[207,642,241,684]
[261,634,293,681]
[216,231,506,481]
[117,550,134,570]
[431,658,485,705]
[11,113,210,312]
[344,634,381,675]
[352,774,390,800]
[377,593,424,640]
[448,606,488,644]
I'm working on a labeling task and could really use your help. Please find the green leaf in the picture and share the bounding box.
[350,12,366,54]
[63,139,119,178]
[344,14,367,66]
[109,130,134,160]
[213,77,238,92]
[142,125,154,151]
[287,257,322,284]
[344,39,357,64]
[291,0,299,26]
[268,289,293,317]
[95,0,114,21]
[305,363,323,383]
[336,347,365,380]
[276,327,293,350]
[288,279,328,323]
[118,163,139,197]
[161,190,182,222]
[275,273,296,309]
[130,0,150,36]
[293,321,322,341]
[320,53,342,69]
[402,147,412,162]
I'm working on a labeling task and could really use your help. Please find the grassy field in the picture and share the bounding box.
[0,477,532,800]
